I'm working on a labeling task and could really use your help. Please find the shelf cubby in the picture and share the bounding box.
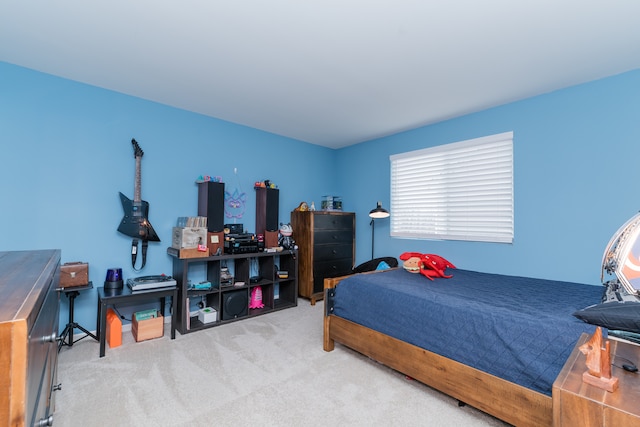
[169,249,298,334]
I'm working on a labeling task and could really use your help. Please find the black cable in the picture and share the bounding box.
[112,306,131,322]
[613,364,639,373]
[613,355,639,373]
[616,355,636,365]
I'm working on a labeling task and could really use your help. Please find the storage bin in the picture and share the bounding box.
[132,311,164,342]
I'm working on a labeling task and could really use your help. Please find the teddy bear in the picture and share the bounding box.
[399,252,456,280]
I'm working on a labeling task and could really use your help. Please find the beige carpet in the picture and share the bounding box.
[56,300,509,426]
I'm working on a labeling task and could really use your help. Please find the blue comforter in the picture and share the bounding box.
[332,268,602,396]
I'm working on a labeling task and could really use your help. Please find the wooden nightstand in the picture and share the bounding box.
[553,333,640,426]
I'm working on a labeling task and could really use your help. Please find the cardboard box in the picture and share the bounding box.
[172,227,208,249]
[60,262,89,287]
[132,311,164,342]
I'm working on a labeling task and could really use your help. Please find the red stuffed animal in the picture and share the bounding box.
[399,252,456,280]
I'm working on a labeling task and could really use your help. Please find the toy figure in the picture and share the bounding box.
[279,223,296,250]
[249,286,265,309]
[399,252,456,280]
[253,180,278,189]
[295,201,309,211]
[196,175,222,184]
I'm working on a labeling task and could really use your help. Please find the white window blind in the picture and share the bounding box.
[390,132,513,243]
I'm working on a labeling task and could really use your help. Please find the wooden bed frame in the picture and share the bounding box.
[323,273,553,427]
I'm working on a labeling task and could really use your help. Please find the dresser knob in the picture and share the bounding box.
[35,415,54,427]
[42,332,57,343]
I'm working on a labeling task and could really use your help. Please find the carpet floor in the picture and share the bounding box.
[55,299,509,426]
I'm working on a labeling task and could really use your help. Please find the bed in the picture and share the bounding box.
[323,267,602,426]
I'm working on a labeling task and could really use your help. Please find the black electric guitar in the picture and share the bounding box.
[118,139,160,242]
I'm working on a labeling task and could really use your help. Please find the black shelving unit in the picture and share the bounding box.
[169,249,298,334]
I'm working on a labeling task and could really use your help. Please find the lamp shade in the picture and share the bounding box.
[369,202,390,219]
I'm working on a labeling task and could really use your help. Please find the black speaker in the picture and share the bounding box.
[256,187,279,233]
[198,182,225,232]
[222,290,248,320]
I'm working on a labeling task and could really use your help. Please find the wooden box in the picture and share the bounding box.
[60,261,89,287]
[166,247,209,259]
[131,311,164,342]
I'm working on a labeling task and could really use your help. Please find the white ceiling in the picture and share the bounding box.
[2,1,640,149]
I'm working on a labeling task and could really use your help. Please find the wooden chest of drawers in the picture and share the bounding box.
[0,250,61,427]
[291,211,355,304]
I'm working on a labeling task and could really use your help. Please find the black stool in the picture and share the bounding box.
[58,282,98,351]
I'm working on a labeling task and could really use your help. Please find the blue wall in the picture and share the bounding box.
[2,60,639,334]
[0,62,339,331]
[340,69,640,285]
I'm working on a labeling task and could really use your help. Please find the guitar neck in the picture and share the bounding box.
[134,156,142,202]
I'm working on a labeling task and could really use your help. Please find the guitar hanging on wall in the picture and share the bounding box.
[118,138,160,270]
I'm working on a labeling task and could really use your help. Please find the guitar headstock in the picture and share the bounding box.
[131,138,144,159]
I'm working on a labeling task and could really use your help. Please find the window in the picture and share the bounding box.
[390,132,513,243]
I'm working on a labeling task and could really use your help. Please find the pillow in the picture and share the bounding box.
[351,257,399,274]
[376,261,391,270]
[573,301,640,333]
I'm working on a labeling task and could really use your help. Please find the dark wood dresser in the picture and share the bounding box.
[0,250,61,427]
[291,211,355,304]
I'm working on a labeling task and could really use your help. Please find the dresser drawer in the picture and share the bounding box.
[314,230,354,245]
[313,243,353,260]
[0,249,60,427]
[27,276,59,426]
[313,258,353,293]
[314,214,354,230]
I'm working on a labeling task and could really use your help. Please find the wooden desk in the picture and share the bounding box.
[553,334,640,426]
[96,286,177,357]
